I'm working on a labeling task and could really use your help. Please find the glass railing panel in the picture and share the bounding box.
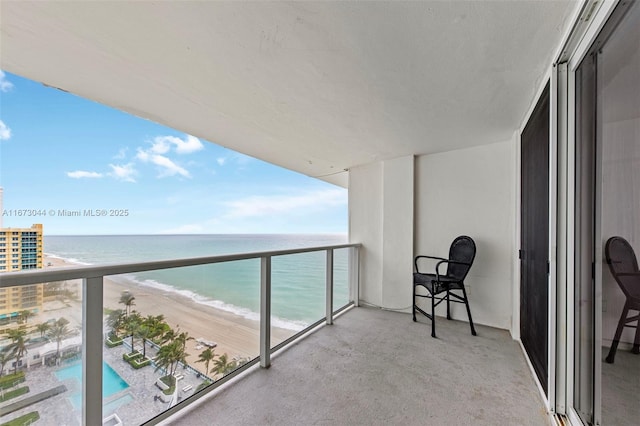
[0,277,83,425]
[269,251,326,347]
[101,260,260,425]
[332,248,350,312]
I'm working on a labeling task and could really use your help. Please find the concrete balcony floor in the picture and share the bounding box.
[169,307,549,425]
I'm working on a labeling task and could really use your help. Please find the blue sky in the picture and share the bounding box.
[0,71,347,235]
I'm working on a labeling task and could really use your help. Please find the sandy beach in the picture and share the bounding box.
[42,256,294,374]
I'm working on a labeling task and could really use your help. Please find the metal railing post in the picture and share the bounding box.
[83,276,103,426]
[260,256,271,368]
[349,246,360,307]
[326,249,334,325]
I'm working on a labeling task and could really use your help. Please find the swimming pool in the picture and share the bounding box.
[55,361,129,402]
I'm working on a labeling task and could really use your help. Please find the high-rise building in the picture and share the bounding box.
[0,223,44,320]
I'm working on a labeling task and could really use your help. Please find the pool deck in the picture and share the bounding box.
[0,342,208,425]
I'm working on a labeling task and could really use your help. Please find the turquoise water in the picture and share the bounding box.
[68,393,133,413]
[44,234,350,328]
[104,394,133,415]
[55,361,129,407]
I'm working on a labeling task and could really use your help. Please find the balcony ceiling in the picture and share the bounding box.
[0,1,576,186]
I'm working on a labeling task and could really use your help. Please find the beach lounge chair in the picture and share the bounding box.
[413,235,477,338]
[604,236,640,363]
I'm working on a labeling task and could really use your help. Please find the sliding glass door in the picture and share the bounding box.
[574,2,640,424]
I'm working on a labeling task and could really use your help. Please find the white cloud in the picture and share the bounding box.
[150,138,171,154]
[0,120,12,140]
[136,148,150,162]
[0,71,14,92]
[138,150,190,178]
[108,163,137,182]
[151,135,203,154]
[135,134,201,178]
[174,135,204,154]
[223,188,347,219]
[151,155,191,178]
[216,157,226,166]
[67,170,103,179]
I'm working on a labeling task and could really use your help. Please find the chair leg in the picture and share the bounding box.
[461,286,476,336]
[412,284,416,322]
[446,290,451,320]
[606,303,629,363]
[632,311,640,355]
[431,291,436,338]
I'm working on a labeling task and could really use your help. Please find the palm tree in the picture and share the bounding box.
[106,309,125,338]
[118,291,136,317]
[0,348,15,377]
[36,322,50,338]
[175,330,193,353]
[155,340,183,379]
[6,328,28,373]
[213,353,237,377]
[136,324,154,359]
[123,312,141,353]
[160,326,178,346]
[143,314,167,344]
[196,348,216,377]
[47,319,71,364]
[18,310,34,325]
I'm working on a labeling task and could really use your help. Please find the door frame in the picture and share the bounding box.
[557,0,625,424]
[516,70,555,412]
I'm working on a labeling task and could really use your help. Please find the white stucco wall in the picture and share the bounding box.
[349,156,414,309]
[350,145,515,330]
[415,140,516,330]
[349,162,384,306]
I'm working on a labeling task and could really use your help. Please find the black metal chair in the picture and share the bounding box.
[604,236,640,363]
[413,235,476,338]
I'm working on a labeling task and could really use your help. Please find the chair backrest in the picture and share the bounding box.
[447,236,476,281]
[605,237,639,296]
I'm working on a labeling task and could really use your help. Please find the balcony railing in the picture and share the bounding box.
[0,243,360,425]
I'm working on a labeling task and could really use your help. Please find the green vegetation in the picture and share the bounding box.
[154,324,191,379]
[195,380,212,393]
[106,309,125,338]
[118,291,136,317]
[46,318,72,364]
[35,323,50,338]
[123,351,141,362]
[159,375,176,395]
[130,357,151,369]
[113,291,256,386]
[122,312,142,353]
[196,348,215,376]
[5,328,28,374]
[0,411,39,426]
[0,372,25,390]
[122,350,151,369]
[105,335,123,348]
[0,386,29,403]
[17,311,35,325]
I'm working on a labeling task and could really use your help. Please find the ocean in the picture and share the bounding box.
[44,234,350,330]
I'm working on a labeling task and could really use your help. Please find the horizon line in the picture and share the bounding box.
[43,232,348,237]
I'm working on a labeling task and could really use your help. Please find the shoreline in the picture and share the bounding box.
[42,256,294,374]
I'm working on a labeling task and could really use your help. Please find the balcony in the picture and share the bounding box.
[0,244,358,425]
[0,243,548,425]
[170,306,547,425]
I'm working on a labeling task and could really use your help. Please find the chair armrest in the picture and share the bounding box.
[434,259,472,278]
[414,255,447,273]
